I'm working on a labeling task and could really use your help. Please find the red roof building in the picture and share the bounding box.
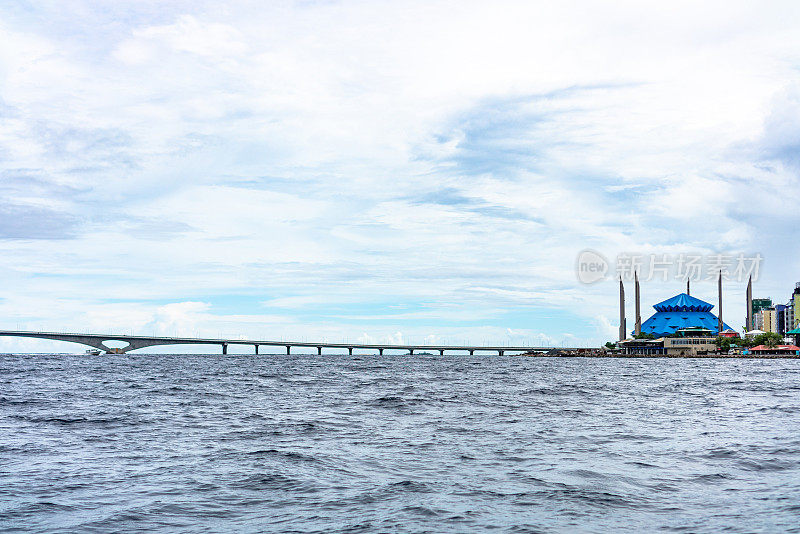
[750,344,800,354]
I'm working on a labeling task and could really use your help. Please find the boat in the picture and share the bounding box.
[85,349,102,355]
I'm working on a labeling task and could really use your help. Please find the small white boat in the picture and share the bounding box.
[85,349,102,355]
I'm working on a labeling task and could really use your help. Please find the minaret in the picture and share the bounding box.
[634,271,641,336]
[687,278,690,296]
[619,277,626,341]
[717,270,723,334]
[746,275,753,331]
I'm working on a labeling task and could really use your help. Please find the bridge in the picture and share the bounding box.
[0,330,576,355]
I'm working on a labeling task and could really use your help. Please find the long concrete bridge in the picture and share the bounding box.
[0,330,576,355]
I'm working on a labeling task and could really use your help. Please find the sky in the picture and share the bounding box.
[1,0,800,353]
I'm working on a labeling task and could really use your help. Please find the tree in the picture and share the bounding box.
[713,336,732,352]
[753,332,783,348]
[739,336,755,347]
[604,341,617,350]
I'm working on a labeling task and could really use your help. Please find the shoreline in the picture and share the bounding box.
[523,353,800,359]
[1,352,799,359]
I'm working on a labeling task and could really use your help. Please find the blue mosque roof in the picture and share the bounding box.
[653,293,713,312]
[639,293,732,336]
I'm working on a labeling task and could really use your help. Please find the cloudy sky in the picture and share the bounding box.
[1,0,799,353]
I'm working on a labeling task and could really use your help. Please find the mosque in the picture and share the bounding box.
[618,275,730,341]
[616,275,733,355]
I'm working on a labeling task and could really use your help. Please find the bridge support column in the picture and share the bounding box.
[222,343,228,355]
[379,348,383,356]
[286,345,291,355]
[317,346,322,355]
[498,350,504,356]
[255,345,259,355]
[409,349,414,355]
[469,350,474,355]
[439,349,444,356]
[348,347,353,355]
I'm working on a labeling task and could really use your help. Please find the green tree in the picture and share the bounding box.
[753,332,783,348]
[713,336,732,352]
[739,336,755,347]
[604,341,617,350]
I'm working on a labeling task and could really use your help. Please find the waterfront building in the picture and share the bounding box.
[617,338,666,355]
[758,307,779,333]
[785,304,796,333]
[618,333,718,356]
[639,293,731,337]
[776,304,787,335]
[749,344,800,356]
[776,284,800,333]
[663,336,718,356]
[788,326,800,347]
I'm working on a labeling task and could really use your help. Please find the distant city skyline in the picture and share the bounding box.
[2,1,800,352]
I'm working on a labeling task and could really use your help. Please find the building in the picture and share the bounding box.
[776,284,800,333]
[740,281,800,338]
[776,304,787,335]
[784,304,796,333]
[749,344,800,356]
[639,293,732,337]
[619,331,719,356]
[788,326,800,347]
[752,298,773,315]
[754,310,764,331]
[663,336,718,356]
[750,297,772,332]
[618,338,666,355]
[758,307,779,333]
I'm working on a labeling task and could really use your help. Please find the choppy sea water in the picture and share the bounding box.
[1,354,800,533]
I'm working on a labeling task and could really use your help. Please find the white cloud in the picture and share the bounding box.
[114,15,247,64]
[1,1,800,351]
[593,314,619,342]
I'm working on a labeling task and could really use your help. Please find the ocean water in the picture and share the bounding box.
[1,354,799,533]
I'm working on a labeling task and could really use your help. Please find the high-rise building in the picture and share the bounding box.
[750,298,772,332]
[761,307,778,333]
[754,310,765,331]
[752,298,773,314]
[776,284,800,333]
[776,304,787,335]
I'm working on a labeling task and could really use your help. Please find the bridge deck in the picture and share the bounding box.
[0,330,577,354]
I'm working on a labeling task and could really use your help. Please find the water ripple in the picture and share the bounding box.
[1,354,800,533]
